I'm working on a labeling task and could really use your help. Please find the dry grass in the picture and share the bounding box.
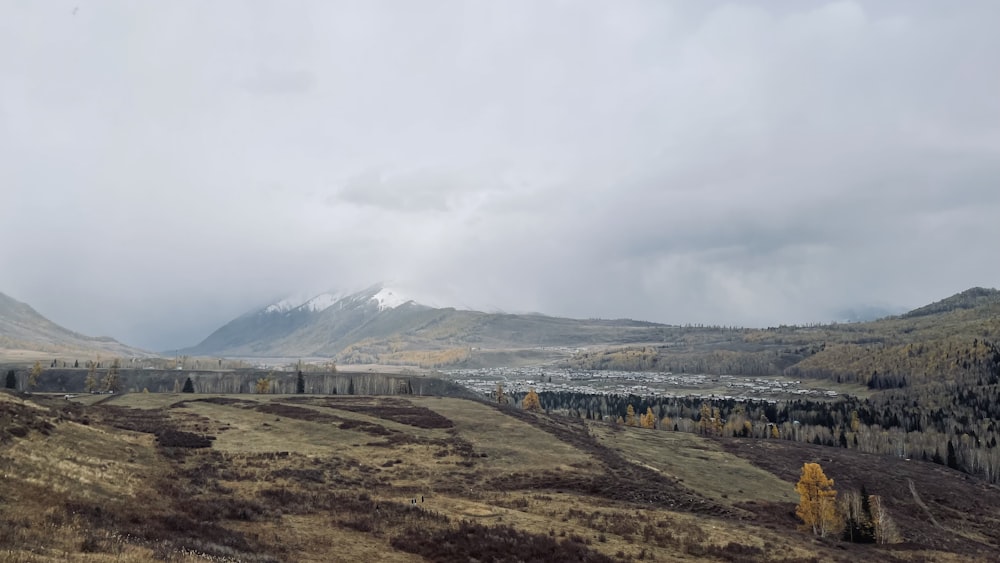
[4,390,993,562]
[412,397,596,471]
[589,423,795,505]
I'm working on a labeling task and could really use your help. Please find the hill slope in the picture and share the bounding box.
[2,390,996,561]
[0,291,152,359]
[562,287,1000,386]
[180,284,670,360]
[901,286,1000,318]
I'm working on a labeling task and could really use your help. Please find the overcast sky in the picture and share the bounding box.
[2,1,999,351]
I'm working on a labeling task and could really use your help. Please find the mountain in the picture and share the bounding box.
[562,286,1000,386]
[0,291,151,359]
[901,286,1000,318]
[178,283,671,360]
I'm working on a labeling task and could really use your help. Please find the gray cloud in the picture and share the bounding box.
[2,1,999,350]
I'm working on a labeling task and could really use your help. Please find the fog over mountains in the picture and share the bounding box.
[174,283,669,359]
[4,2,999,352]
[2,285,998,364]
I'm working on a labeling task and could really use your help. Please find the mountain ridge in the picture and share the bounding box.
[0,291,152,358]
[901,286,1000,319]
[176,283,671,359]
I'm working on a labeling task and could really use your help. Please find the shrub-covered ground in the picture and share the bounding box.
[1,390,995,562]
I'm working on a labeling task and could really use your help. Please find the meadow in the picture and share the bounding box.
[2,390,997,562]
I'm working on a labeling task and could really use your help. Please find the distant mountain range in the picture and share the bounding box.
[5,285,999,368]
[0,292,151,359]
[175,283,669,360]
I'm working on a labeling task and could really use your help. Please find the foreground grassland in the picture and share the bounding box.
[2,391,997,562]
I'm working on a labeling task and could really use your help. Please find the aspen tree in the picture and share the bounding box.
[28,361,42,390]
[84,361,98,393]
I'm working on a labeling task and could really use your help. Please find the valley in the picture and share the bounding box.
[3,389,998,562]
[2,286,1000,560]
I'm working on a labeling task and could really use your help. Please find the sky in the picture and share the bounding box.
[2,1,999,351]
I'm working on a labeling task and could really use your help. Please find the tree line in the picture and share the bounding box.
[518,340,1000,483]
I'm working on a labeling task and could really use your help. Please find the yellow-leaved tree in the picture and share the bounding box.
[522,387,542,412]
[625,404,637,427]
[255,377,271,394]
[795,462,842,537]
[28,361,43,390]
[641,407,656,429]
[698,403,713,435]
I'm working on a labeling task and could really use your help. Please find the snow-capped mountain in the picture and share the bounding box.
[177,284,426,357]
[262,286,413,316]
[176,282,669,359]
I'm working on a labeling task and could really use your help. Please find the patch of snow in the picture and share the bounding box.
[300,292,343,312]
[263,291,343,313]
[264,295,309,313]
[371,287,411,311]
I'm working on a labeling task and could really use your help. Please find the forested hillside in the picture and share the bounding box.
[561,287,1000,387]
[536,338,1000,483]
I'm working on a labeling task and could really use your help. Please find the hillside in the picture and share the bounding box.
[561,287,1000,386]
[3,389,997,561]
[900,286,1000,319]
[179,284,670,362]
[0,291,152,360]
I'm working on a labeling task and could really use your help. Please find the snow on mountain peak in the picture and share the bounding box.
[264,291,343,314]
[264,285,415,315]
[371,287,411,311]
[264,295,308,313]
[302,292,344,312]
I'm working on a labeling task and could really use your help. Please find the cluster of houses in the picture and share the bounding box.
[446,367,840,401]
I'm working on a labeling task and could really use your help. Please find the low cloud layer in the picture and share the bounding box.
[2,1,998,351]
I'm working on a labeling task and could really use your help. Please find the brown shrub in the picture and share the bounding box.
[390,521,616,563]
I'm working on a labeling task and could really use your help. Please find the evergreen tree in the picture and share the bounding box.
[859,485,875,542]
[182,377,195,393]
[841,486,875,543]
[296,370,305,394]
[947,440,959,470]
[4,370,16,390]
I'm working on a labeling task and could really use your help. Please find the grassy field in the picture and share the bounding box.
[1,389,995,562]
[589,423,794,505]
